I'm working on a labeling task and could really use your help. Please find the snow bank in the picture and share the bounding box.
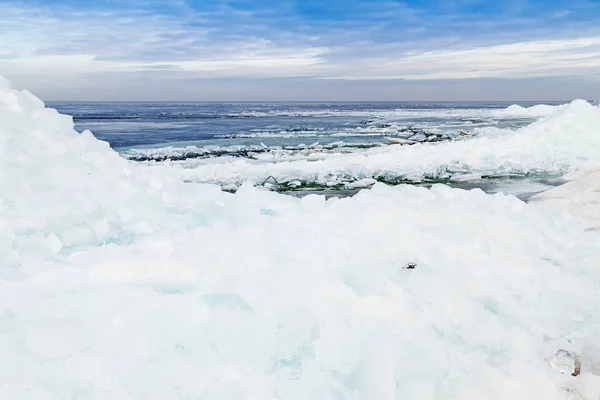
[163,99,600,189]
[2,76,600,399]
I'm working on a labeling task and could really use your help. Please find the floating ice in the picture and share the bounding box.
[163,99,600,189]
[345,178,377,189]
[2,76,600,399]
[122,141,384,163]
[226,104,564,120]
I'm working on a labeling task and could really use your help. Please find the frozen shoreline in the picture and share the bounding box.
[283,176,562,201]
[3,74,600,399]
[530,167,600,231]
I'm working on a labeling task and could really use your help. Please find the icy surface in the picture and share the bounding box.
[497,104,565,118]
[152,99,600,189]
[2,75,600,399]
[531,167,600,231]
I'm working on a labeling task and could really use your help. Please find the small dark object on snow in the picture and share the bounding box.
[573,355,581,376]
[404,262,417,270]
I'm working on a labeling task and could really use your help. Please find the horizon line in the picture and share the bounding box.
[45,99,594,103]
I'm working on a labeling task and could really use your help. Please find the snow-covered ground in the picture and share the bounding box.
[2,75,600,399]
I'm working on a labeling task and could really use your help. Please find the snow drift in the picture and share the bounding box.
[2,75,600,399]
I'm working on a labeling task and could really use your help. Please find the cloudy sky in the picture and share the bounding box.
[1,0,600,100]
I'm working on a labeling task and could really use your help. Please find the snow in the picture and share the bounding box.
[159,99,600,189]
[2,75,600,399]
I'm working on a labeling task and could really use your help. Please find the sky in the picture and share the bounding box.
[1,0,600,100]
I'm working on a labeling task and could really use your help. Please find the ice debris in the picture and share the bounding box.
[164,99,600,190]
[2,75,600,399]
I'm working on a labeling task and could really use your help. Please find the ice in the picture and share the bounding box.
[574,374,600,400]
[531,167,600,231]
[230,104,563,120]
[122,142,384,163]
[345,178,377,189]
[547,349,579,375]
[2,75,600,399]
[24,318,97,359]
[165,99,600,189]
[0,79,224,260]
[496,104,564,118]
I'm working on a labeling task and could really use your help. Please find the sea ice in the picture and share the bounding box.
[1,75,600,399]
[530,167,600,231]
[156,99,600,189]
[496,103,564,118]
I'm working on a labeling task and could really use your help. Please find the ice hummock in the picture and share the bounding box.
[158,99,600,190]
[0,78,229,262]
[497,103,565,118]
[2,75,600,399]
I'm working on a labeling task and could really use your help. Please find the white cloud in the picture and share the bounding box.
[325,37,600,80]
[553,10,572,18]
[1,0,600,99]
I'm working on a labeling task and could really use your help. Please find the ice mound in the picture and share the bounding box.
[496,103,564,118]
[4,183,600,399]
[122,141,383,163]
[0,78,226,264]
[2,75,600,399]
[167,99,600,189]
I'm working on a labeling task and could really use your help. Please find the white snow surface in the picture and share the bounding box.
[2,75,600,399]
[155,99,600,188]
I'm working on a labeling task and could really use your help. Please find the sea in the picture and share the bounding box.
[48,100,581,199]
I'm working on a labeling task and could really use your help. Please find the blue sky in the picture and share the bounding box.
[1,0,600,100]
